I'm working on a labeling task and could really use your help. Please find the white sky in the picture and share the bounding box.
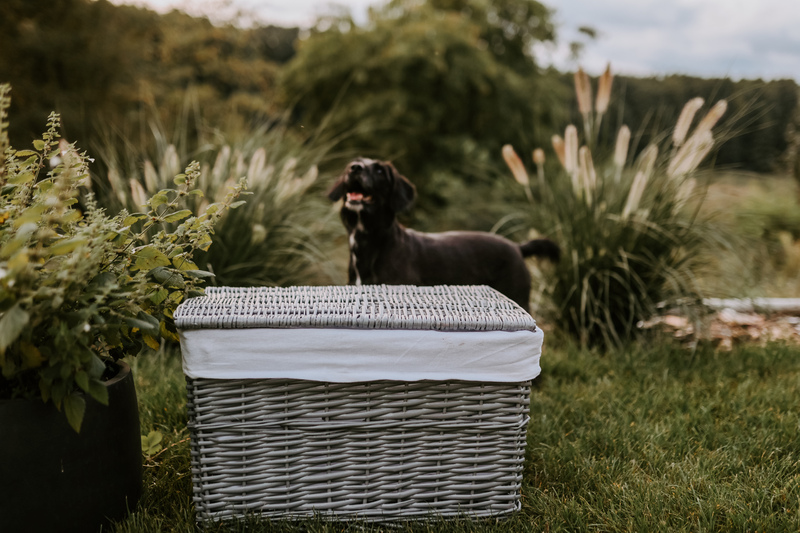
[112,0,800,81]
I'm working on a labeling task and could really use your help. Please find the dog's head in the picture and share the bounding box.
[328,158,416,231]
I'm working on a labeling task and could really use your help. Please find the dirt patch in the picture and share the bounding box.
[640,309,800,350]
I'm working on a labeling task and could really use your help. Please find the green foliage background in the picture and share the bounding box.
[2,0,797,186]
[0,0,296,151]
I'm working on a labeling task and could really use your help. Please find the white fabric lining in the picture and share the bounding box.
[181,327,542,383]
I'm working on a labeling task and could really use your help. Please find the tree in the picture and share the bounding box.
[386,0,555,72]
[0,0,294,151]
[278,0,563,215]
[0,0,155,145]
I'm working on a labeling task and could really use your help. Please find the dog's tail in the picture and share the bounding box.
[519,238,560,262]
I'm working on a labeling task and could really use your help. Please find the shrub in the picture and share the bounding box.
[504,66,728,347]
[0,84,244,430]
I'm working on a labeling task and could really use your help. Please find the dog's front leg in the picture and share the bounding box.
[347,231,364,286]
[348,261,361,285]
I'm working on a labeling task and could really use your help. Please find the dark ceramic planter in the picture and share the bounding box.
[0,361,142,533]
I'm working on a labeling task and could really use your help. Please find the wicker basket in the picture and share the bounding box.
[175,285,542,523]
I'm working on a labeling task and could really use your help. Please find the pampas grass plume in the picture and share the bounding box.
[614,125,631,170]
[130,179,149,207]
[622,170,648,218]
[595,63,613,115]
[502,144,530,187]
[693,99,728,137]
[144,160,159,191]
[552,135,566,168]
[668,130,715,178]
[565,125,580,194]
[637,143,659,178]
[574,68,593,116]
[673,97,704,147]
[565,125,579,174]
[533,148,546,166]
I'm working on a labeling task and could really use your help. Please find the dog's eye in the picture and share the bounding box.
[376,167,384,175]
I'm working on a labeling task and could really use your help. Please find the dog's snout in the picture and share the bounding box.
[348,162,365,176]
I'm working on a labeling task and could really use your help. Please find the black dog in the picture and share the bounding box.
[327,158,559,312]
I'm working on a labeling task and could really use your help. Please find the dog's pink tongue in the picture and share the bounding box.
[347,192,364,202]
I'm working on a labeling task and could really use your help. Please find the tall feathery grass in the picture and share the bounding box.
[92,115,343,288]
[504,65,728,347]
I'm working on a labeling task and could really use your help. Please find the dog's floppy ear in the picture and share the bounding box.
[386,163,416,213]
[327,174,346,202]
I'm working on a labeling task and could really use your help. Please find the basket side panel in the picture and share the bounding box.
[187,379,530,522]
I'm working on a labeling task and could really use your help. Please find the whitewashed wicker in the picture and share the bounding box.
[175,285,540,523]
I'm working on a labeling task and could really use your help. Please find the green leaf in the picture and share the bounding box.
[132,245,171,271]
[123,317,153,331]
[124,316,159,333]
[88,354,106,379]
[89,271,116,289]
[13,208,45,229]
[182,269,215,279]
[141,430,164,455]
[48,237,87,256]
[143,334,160,350]
[151,266,186,289]
[229,201,246,209]
[51,382,66,408]
[150,288,169,305]
[33,139,45,151]
[138,311,160,331]
[195,234,213,252]
[150,193,169,208]
[7,172,35,185]
[167,246,184,258]
[172,256,199,271]
[160,320,180,342]
[0,303,30,352]
[63,393,86,433]
[123,214,148,226]
[173,174,186,185]
[18,341,43,368]
[162,209,192,223]
[75,370,90,392]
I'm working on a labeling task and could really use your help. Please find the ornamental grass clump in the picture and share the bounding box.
[0,84,245,431]
[503,67,727,347]
[96,118,339,287]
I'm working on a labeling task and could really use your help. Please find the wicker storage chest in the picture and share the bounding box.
[175,285,542,523]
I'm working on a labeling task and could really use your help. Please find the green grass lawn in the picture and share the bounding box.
[116,339,800,532]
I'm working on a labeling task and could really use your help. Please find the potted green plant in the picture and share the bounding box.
[0,84,245,532]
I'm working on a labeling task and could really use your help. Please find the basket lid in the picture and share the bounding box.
[176,285,543,382]
[174,285,537,332]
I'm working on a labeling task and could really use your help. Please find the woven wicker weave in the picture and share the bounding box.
[177,285,537,523]
[174,285,537,332]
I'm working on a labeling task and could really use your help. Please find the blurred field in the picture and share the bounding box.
[697,171,800,298]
